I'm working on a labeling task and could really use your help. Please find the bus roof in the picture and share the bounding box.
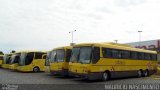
[74,42,157,54]
[52,46,72,50]
[15,50,46,53]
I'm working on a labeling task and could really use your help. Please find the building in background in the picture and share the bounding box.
[127,39,160,52]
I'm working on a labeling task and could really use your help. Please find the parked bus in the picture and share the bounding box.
[69,42,158,81]
[0,51,4,67]
[17,51,46,72]
[50,46,72,76]
[45,51,51,73]
[0,55,3,67]
[157,53,160,74]
[9,52,21,70]
[2,53,13,69]
[157,62,160,74]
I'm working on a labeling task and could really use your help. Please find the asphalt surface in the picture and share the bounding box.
[0,68,160,90]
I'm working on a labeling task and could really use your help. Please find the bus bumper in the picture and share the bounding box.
[51,69,68,76]
[68,71,102,80]
[9,65,17,70]
[2,64,9,69]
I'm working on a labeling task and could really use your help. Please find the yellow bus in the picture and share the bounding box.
[2,53,12,69]
[157,53,160,74]
[0,51,4,67]
[9,52,21,70]
[69,42,158,81]
[17,51,46,72]
[157,62,160,74]
[0,55,3,67]
[45,51,51,73]
[50,46,72,76]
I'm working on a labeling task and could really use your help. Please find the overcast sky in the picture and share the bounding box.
[0,0,160,53]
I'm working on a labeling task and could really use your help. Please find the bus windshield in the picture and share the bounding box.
[45,52,51,66]
[70,47,80,63]
[3,55,7,64]
[56,49,65,62]
[79,47,92,64]
[19,52,34,66]
[70,47,92,64]
[19,53,26,66]
[10,55,15,64]
[3,55,11,64]
[50,50,56,63]
[10,54,20,64]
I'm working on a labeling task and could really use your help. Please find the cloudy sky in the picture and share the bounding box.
[0,0,160,53]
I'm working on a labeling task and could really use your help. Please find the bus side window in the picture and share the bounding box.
[138,52,144,60]
[144,53,151,60]
[43,55,47,59]
[0,56,3,60]
[130,52,138,60]
[66,49,72,62]
[157,54,160,61]
[111,49,121,59]
[92,47,100,64]
[35,52,46,59]
[151,54,157,60]
[121,51,130,59]
[102,48,111,58]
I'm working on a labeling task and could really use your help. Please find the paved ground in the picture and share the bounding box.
[0,68,160,90]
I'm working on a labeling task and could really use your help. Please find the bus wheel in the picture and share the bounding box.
[144,70,149,77]
[102,72,109,81]
[137,70,143,77]
[33,67,39,72]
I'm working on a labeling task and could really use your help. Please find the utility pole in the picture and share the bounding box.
[69,30,76,46]
[114,40,118,43]
[138,31,142,46]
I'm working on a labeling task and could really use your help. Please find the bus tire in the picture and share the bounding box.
[33,67,40,72]
[137,70,143,77]
[144,70,149,77]
[102,72,109,81]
